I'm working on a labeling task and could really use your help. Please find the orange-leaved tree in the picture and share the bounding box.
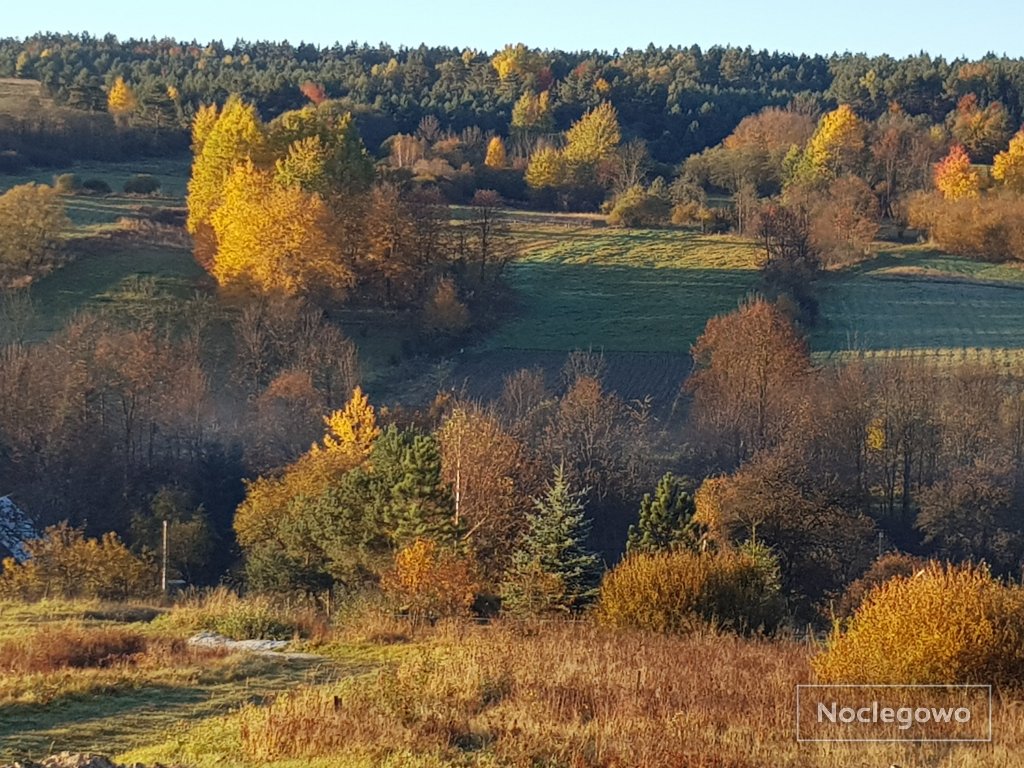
[933,143,980,200]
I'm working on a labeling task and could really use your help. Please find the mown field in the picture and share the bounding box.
[812,244,1024,367]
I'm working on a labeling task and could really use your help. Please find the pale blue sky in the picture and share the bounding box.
[6,0,1023,59]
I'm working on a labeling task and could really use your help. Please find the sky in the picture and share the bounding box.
[6,0,1024,59]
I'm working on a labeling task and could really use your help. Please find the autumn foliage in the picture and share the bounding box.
[381,538,478,620]
[814,563,1024,687]
[597,545,785,635]
[933,144,980,200]
[0,523,156,601]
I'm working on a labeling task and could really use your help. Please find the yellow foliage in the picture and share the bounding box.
[484,136,507,168]
[802,104,865,180]
[313,386,381,463]
[563,102,621,169]
[866,416,886,451]
[511,90,552,132]
[106,76,137,117]
[491,43,542,81]
[167,85,180,102]
[993,129,1024,193]
[274,135,330,191]
[813,562,1024,685]
[422,277,471,334]
[693,476,730,543]
[209,160,353,296]
[190,103,218,154]
[525,146,567,189]
[0,524,155,601]
[0,182,68,275]
[234,389,377,552]
[186,96,266,234]
[597,547,784,635]
[381,538,478,620]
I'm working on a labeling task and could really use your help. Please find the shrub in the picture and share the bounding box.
[813,562,1024,686]
[607,184,671,227]
[834,552,928,619]
[422,277,470,336]
[908,191,1024,262]
[52,173,80,194]
[597,543,786,635]
[153,588,308,640]
[81,177,112,194]
[381,538,478,621]
[123,174,161,194]
[0,524,156,601]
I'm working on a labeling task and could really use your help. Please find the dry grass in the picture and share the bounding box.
[152,587,330,643]
[0,626,147,673]
[215,620,1024,767]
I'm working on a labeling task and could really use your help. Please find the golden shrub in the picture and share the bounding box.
[382,538,478,621]
[597,545,785,635]
[814,562,1024,686]
[0,524,156,601]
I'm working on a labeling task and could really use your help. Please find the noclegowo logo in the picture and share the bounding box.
[796,685,992,742]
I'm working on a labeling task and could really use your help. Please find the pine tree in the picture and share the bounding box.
[501,465,601,615]
[626,472,698,554]
[369,427,456,547]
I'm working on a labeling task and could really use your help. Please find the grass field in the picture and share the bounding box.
[490,224,761,354]
[813,245,1024,367]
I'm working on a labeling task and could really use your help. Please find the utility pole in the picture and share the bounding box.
[162,519,168,595]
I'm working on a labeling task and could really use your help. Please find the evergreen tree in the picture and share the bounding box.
[369,426,457,547]
[501,465,601,615]
[626,472,698,554]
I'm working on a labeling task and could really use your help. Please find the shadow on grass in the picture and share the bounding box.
[0,656,329,762]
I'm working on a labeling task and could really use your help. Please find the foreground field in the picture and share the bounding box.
[2,601,1021,768]
[813,245,1024,367]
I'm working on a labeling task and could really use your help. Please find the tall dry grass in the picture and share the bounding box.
[234,620,1024,767]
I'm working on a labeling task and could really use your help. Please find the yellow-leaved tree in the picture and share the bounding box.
[934,144,980,200]
[209,161,353,296]
[511,90,552,133]
[186,96,266,234]
[106,76,138,123]
[798,104,865,183]
[484,136,507,168]
[563,102,621,179]
[993,129,1024,193]
[525,145,568,189]
[311,386,382,464]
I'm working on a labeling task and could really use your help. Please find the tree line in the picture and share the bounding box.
[5,34,1024,166]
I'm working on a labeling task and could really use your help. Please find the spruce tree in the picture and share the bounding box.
[626,472,698,554]
[501,465,601,615]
